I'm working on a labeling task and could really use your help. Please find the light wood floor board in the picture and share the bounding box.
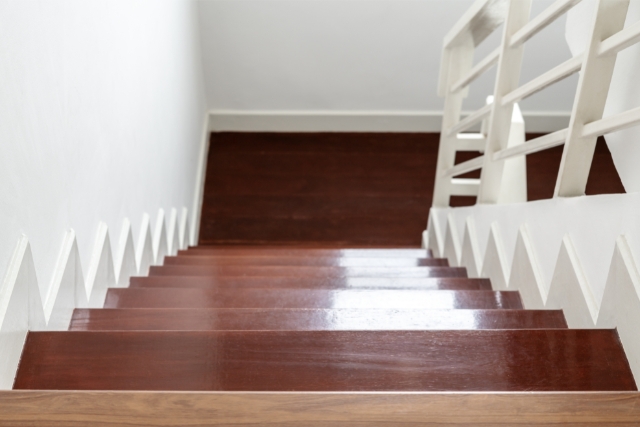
[1,391,640,426]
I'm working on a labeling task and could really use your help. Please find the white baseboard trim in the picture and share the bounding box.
[0,208,189,389]
[209,110,571,133]
[190,112,212,247]
[428,194,640,383]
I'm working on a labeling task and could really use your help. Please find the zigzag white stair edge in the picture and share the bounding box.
[0,207,190,389]
[425,193,640,381]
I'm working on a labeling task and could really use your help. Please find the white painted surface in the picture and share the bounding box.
[199,0,576,130]
[554,0,629,198]
[208,110,569,133]
[114,219,137,288]
[597,236,640,380]
[0,208,187,388]
[136,214,154,277]
[567,0,640,191]
[428,192,640,382]
[0,0,207,301]
[508,225,547,309]
[0,238,33,390]
[430,194,640,303]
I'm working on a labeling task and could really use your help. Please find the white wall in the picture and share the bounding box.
[198,0,577,132]
[0,0,207,298]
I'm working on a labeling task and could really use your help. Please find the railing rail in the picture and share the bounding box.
[434,0,640,206]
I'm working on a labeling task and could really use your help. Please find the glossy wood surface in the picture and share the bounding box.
[4,391,640,426]
[148,265,467,278]
[198,133,626,244]
[129,276,493,291]
[179,247,432,257]
[199,133,439,246]
[104,288,523,309]
[14,330,635,391]
[163,256,447,267]
[69,308,568,331]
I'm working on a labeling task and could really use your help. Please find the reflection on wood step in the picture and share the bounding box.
[14,330,635,391]
[149,265,467,278]
[178,248,432,258]
[104,288,523,309]
[129,276,492,291]
[163,256,447,267]
[200,220,425,246]
[69,308,568,331]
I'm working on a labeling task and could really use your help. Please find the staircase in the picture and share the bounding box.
[3,130,638,424]
[11,245,636,394]
[6,0,640,421]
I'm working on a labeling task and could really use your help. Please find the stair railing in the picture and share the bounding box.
[434,0,640,206]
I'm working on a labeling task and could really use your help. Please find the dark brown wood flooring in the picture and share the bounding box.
[198,133,624,244]
[15,248,636,392]
[14,330,634,391]
[199,133,436,246]
[12,133,635,395]
[69,308,568,331]
[129,276,493,290]
[148,264,467,278]
[103,288,523,310]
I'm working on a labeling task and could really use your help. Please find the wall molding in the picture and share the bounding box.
[0,208,189,389]
[209,110,571,133]
[427,197,640,381]
[190,112,212,247]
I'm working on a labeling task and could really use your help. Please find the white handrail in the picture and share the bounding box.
[501,55,583,107]
[582,105,640,139]
[451,48,500,93]
[493,128,568,161]
[447,104,492,136]
[599,19,640,57]
[434,0,640,207]
[442,156,485,178]
[509,0,582,48]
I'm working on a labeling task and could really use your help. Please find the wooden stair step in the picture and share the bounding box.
[104,288,523,309]
[69,308,568,331]
[129,276,492,291]
[149,265,467,278]
[14,330,635,391]
[164,256,447,267]
[178,248,432,258]
[4,390,640,425]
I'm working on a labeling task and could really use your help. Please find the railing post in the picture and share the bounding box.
[497,103,527,203]
[432,42,474,207]
[554,0,629,198]
[477,0,532,204]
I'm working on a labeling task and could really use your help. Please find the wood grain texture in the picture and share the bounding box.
[69,308,568,331]
[128,276,493,291]
[104,288,523,309]
[163,255,448,267]
[148,265,467,278]
[14,330,635,391]
[199,133,438,246]
[178,248,433,257]
[3,391,640,426]
[198,133,624,244]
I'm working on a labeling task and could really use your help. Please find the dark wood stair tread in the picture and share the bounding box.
[164,256,447,267]
[129,276,492,291]
[104,288,523,309]
[149,265,467,278]
[69,308,568,331]
[14,330,635,391]
[178,248,432,258]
